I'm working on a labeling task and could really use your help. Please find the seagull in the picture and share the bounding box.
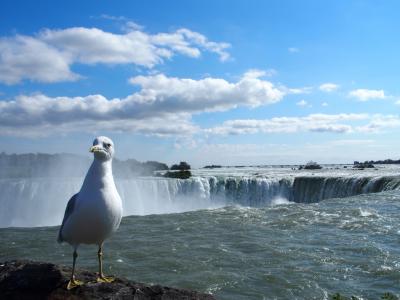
[57,136,123,290]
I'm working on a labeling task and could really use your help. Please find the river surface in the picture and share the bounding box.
[1,165,400,298]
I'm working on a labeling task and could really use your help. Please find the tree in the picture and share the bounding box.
[170,161,191,170]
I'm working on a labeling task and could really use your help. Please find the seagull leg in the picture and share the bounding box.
[97,244,115,283]
[67,249,84,290]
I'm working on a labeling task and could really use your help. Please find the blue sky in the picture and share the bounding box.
[1,0,400,166]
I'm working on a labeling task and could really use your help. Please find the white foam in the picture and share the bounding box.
[271,196,290,206]
[358,208,376,217]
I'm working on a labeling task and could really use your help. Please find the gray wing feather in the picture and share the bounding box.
[57,193,78,243]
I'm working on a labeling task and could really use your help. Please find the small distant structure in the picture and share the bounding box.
[299,161,322,170]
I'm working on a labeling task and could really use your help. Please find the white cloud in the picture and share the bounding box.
[123,21,145,32]
[0,35,80,84]
[356,114,400,133]
[348,89,385,101]
[288,47,299,53]
[0,71,284,136]
[128,71,284,110]
[207,113,370,135]
[40,27,168,66]
[319,83,339,92]
[296,99,308,107]
[322,102,328,107]
[170,28,231,62]
[242,69,275,79]
[0,25,231,84]
[0,114,198,138]
[96,14,144,31]
[286,87,313,94]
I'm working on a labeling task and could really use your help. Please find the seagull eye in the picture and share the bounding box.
[106,143,112,148]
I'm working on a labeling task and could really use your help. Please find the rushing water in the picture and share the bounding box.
[2,165,400,228]
[1,165,400,298]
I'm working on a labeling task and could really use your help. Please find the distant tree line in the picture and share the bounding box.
[354,159,400,165]
[0,152,169,178]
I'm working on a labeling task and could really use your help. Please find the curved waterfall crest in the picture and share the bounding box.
[1,174,400,228]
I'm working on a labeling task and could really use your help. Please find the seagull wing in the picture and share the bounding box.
[57,193,78,243]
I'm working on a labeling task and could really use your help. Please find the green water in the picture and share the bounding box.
[1,192,400,299]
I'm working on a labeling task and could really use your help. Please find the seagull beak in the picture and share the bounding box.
[89,145,103,153]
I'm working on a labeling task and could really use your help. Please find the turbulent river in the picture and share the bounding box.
[1,165,400,298]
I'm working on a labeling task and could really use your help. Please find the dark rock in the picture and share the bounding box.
[0,260,215,300]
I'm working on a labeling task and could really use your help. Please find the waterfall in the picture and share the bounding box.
[1,174,400,228]
[0,176,291,228]
[292,176,400,203]
[117,177,225,216]
[0,177,82,228]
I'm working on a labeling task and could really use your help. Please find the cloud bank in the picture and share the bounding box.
[0,26,230,84]
[0,71,283,136]
[206,114,400,136]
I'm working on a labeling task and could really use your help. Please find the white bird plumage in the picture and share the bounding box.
[58,136,123,289]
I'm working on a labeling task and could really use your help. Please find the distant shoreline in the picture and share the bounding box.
[2,152,400,169]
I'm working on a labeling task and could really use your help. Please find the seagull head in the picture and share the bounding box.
[90,136,115,161]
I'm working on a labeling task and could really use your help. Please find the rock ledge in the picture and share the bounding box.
[0,260,215,300]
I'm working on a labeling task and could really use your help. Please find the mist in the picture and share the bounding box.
[0,153,225,228]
